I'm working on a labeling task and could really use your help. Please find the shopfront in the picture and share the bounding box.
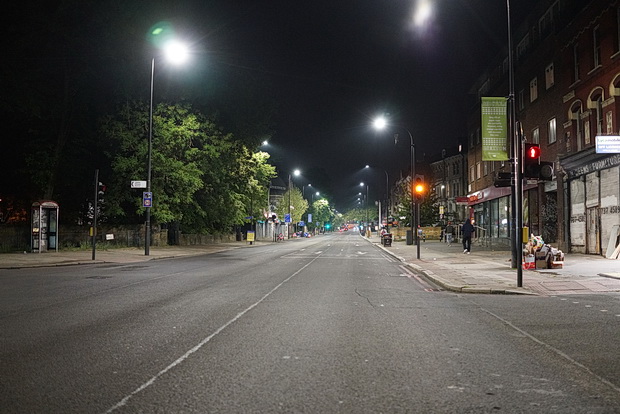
[560,150,620,255]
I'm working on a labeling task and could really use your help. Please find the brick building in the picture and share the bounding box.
[467,0,620,254]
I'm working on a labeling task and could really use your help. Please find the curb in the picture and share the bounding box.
[367,236,535,295]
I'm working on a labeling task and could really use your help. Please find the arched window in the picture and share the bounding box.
[588,87,605,136]
[569,101,583,151]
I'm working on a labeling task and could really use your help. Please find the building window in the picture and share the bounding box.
[593,26,602,68]
[476,128,480,145]
[483,161,489,176]
[548,118,557,144]
[530,78,538,102]
[517,34,530,61]
[545,63,554,89]
[532,127,540,144]
[469,165,475,183]
[573,43,580,83]
[476,162,481,179]
[518,89,525,111]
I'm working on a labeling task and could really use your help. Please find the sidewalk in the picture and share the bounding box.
[0,244,245,269]
[369,237,620,296]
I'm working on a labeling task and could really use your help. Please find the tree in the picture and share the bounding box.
[275,187,307,224]
[100,101,276,233]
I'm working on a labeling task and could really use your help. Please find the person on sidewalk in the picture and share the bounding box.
[445,221,454,246]
[462,218,475,254]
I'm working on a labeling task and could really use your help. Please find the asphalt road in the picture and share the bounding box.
[1,232,620,413]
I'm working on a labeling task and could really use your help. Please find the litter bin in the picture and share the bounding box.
[382,233,392,247]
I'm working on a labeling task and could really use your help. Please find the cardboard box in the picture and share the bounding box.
[550,261,564,269]
[536,259,548,269]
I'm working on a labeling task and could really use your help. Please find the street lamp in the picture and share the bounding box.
[364,165,390,232]
[360,182,369,236]
[145,39,189,256]
[373,115,419,258]
[287,169,300,238]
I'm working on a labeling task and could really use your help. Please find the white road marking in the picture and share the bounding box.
[105,255,322,413]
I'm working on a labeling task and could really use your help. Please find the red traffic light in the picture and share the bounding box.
[525,144,541,159]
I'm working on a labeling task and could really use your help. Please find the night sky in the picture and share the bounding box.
[5,0,537,211]
[177,0,536,209]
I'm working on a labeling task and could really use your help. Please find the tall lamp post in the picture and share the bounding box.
[373,116,417,254]
[145,40,189,256]
[505,0,523,286]
[287,169,300,239]
[364,165,389,232]
[360,182,369,236]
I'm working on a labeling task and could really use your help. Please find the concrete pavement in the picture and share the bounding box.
[370,236,620,295]
[0,244,243,269]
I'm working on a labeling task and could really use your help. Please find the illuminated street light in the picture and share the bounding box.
[373,115,419,258]
[145,38,190,256]
[287,169,301,239]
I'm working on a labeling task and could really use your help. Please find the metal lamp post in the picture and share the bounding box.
[373,116,417,257]
[145,40,189,256]
[287,169,300,239]
[364,165,389,233]
[360,182,369,236]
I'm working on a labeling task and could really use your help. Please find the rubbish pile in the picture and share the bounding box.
[522,235,565,270]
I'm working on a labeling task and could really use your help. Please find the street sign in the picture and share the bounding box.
[596,135,620,153]
[299,221,305,227]
[131,180,147,188]
[285,213,291,223]
[143,192,152,208]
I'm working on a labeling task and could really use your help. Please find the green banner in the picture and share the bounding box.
[481,97,508,161]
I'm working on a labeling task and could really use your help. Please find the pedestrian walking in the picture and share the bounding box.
[462,218,475,254]
[445,221,455,246]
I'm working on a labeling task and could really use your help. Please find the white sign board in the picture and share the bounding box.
[596,135,620,154]
[131,180,147,188]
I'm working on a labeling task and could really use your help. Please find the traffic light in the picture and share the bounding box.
[98,182,106,197]
[523,143,554,180]
[523,143,541,178]
[413,175,426,200]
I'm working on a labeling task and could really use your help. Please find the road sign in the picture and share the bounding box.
[285,213,291,223]
[143,192,152,208]
[131,180,147,188]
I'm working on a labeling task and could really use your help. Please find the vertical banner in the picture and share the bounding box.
[481,97,509,161]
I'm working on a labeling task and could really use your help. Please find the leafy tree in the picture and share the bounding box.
[275,187,307,224]
[309,198,334,229]
[100,101,275,233]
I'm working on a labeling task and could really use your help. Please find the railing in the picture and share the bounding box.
[473,225,490,247]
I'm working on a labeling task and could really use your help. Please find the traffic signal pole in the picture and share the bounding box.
[506,0,523,286]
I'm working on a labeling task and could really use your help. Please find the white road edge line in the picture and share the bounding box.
[104,254,322,413]
[480,307,620,395]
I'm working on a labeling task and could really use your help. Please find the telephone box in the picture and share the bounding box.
[31,201,59,253]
